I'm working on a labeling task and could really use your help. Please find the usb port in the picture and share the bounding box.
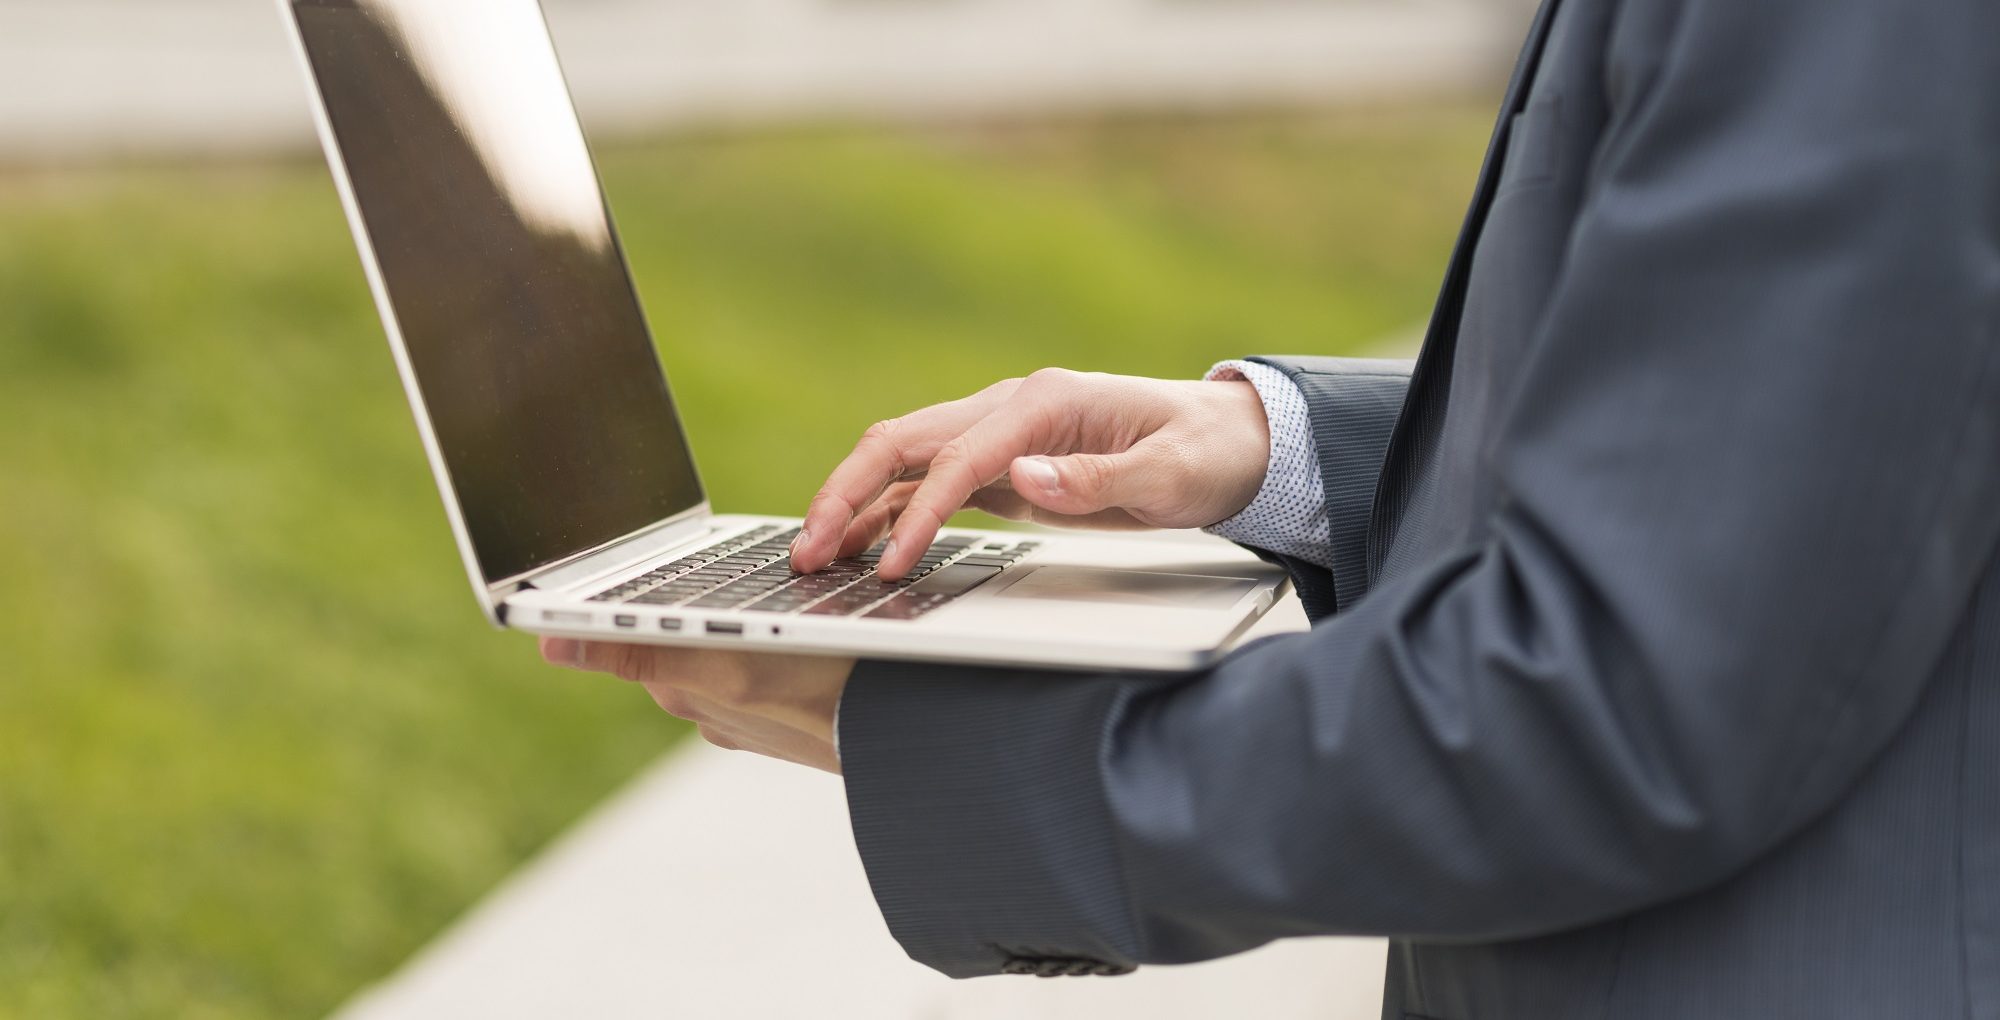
[613,615,637,629]
[659,618,683,632]
[705,621,745,636]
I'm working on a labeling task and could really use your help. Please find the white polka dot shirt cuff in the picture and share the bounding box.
[1201,360,1335,570]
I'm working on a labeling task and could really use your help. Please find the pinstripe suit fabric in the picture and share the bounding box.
[1247,357,1414,616]
[840,0,2000,1014]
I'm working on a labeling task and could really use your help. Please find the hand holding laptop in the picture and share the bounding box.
[541,636,851,775]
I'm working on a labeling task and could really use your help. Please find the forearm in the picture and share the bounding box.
[849,455,1996,977]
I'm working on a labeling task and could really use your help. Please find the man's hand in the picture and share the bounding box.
[792,368,1270,579]
[541,637,853,775]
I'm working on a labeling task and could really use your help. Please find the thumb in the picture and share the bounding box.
[1010,452,1149,517]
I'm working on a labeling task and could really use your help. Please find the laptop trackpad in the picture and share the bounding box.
[997,566,1258,610]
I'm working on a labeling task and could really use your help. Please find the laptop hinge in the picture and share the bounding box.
[501,506,716,600]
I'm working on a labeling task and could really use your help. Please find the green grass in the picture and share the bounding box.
[0,106,1489,1018]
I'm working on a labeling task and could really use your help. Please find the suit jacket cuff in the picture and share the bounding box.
[1245,356,1412,613]
[840,658,1144,979]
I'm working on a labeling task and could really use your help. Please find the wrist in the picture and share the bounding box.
[1201,360,1330,559]
[1197,365,1275,522]
[1203,378,1271,520]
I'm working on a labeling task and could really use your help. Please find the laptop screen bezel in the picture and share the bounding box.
[277,0,712,621]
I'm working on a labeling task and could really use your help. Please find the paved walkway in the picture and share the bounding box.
[332,584,1390,1019]
[0,0,1519,158]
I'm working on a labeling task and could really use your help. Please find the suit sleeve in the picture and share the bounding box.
[1240,356,1413,616]
[842,0,2000,979]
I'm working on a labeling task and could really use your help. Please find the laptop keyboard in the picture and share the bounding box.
[586,525,1038,622]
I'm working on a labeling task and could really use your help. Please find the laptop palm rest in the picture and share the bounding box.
[994,566,1260,610]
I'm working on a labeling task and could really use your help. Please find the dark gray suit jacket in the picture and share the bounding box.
[840,0,2000,1014]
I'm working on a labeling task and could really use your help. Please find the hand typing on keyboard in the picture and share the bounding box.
[789,368,1269,580]
[587,524,1041,621]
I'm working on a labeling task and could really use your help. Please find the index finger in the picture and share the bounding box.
[876,402,1047,579]
[792,380,1019,572]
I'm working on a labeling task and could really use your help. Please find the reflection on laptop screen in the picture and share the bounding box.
[293,0,705,584]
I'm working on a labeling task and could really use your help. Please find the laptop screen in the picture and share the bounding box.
[292,0,705,585]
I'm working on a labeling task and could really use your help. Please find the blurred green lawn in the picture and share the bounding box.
[0,106,1487,1019]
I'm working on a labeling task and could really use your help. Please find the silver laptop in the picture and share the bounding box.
[277,0,1288,672]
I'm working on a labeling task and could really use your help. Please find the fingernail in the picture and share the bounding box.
[1019,456,1061,493]
[791,528,810,557]
[882,539,899,566]
[572,641,590,670]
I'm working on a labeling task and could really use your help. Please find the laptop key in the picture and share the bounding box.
[908,563,1004,597]
[803,601,869,617]
[951,556,1015,569]
[863,597,928,621]
[864,593,951,621]
[688,593,755,609]
[858,581,909,597]
[805,586,893,613]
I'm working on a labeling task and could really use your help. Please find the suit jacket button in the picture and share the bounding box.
[1093,963,1134,976]
[1062,960,1100,977]
[1000,959,1038,976]
[1034,959,1070,978]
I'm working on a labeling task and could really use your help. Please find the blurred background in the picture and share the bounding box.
[0,0,1529,1016]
